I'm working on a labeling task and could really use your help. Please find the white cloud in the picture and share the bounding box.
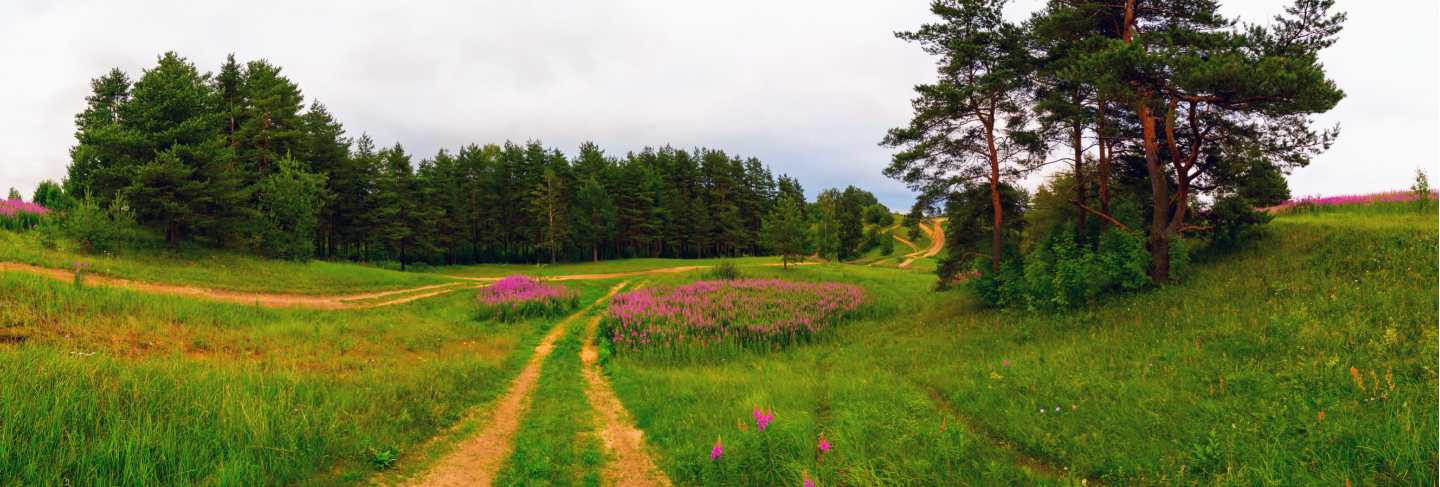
[0,0,1433,209]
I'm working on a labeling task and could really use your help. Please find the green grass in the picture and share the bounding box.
[2,204,1432,485]
[605,207,1437,485]
[0,230,449,294]
[494,311,607,487]
[0,273,613,485]
[433,256,783,279]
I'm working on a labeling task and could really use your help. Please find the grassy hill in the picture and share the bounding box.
[605,204,1437,485]
[0,204,1432,484]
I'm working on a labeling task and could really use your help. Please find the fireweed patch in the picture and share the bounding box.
[475,275,579,322]
[0,199,49,231]
[602,278,866,360]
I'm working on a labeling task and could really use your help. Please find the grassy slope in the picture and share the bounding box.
[434,256,782,279]
[0,231,448,294]
[0,273,615,485]
[607,207,1438,485]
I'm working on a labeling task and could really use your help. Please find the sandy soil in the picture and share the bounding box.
[580,314,673,487]
[899,219,945,269]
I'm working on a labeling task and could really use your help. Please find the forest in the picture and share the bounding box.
[47,53,891,268]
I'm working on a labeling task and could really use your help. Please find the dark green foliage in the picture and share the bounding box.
[256,155,327,260]
[704,261,742,280]
[1205,195,1272,251]
[31,180,73,211]
[6,188,20,200]
[936,183,1026,286]
[862,204,891,226]
[63,195,154,254]
[973,227,1152,309]
[57,51,841,266]
[760,193,810,268]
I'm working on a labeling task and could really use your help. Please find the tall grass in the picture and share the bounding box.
[606,207,1437,485]
[0,273,616,485]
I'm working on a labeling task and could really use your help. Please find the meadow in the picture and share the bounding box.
[602,204,1437,485]
[0,267,615,485]
[0,203,1433,485]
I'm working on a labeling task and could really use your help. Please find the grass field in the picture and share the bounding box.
[433,256,783,279]
[0,204,1433,485]
[603,205,1437,485]
[0,231,449,294]
[0,270,615,485]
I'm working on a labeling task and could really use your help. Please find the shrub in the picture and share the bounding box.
[475,276,579,322]
[64,195,154,254]
[974,228,1153,309]
[705,261,742,280]
[1206,195,1271,251]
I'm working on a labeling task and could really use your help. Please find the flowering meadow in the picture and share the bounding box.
[0,199,49,231]
[1264,190,1438,213]
[475,275,578,322]
[602,278,866,360]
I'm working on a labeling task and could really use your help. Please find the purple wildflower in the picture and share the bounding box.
[754,407,775,432]
[710,438,723,460]
[817,432,831,453]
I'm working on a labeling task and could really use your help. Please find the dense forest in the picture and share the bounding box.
[49,52,887,267]
[884,0,1345,306]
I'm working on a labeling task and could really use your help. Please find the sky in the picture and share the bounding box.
[0,0,1435,210]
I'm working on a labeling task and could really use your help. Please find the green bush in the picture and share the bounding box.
[64,195,155,254]
[705,260,742,280]
[974,228,1154,309]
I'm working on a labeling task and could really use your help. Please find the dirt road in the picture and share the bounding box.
[403,282,629,487]
[0,260,812,310]
[580,314,673,486]
[899,219,944,269]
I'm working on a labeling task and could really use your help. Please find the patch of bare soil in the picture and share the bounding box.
[0,262,472,309]
[580,314,673,487]
[899,219,945,269]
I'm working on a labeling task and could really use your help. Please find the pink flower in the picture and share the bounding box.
[817,432,831,453]
[710,438,723,460]
[1001,359,1010,368]
[753,407,775,432]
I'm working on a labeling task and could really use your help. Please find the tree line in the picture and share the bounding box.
[885,0,1344,298]
[56,52,879,267]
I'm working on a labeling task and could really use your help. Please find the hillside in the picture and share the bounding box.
[1,204,1430,484]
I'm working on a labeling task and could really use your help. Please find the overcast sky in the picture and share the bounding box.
[1,0,1435,210]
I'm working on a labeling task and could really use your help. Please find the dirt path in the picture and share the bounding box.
[2,259,814,311]
[405,282,629,487]
[917,382,1101,485]
[899,219,944,269]
[0,262,475,310]
[579,314,673,486]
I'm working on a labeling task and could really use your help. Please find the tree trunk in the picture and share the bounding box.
[983,119,1003,273]
[1072,119,1087,234]
[1096,99,1112,215]
[1137,98,1170,283]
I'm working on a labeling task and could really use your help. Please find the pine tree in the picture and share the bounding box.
[235,60,305,176]
[761,193,810,268]
[66,68,133,200]
[883,0,1041,272]
[574,176,617,261]
[373,143,417,269]
[529,168,569,263]
[256,154,327,260]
